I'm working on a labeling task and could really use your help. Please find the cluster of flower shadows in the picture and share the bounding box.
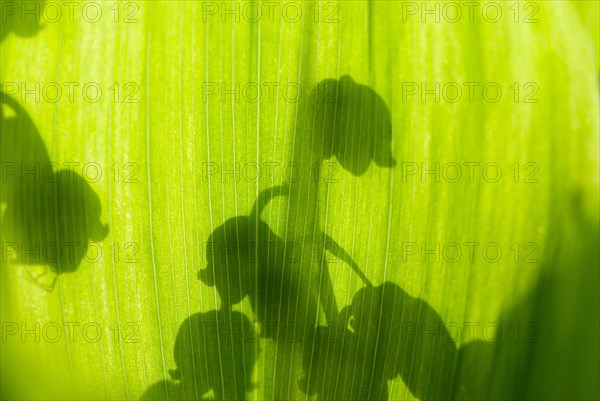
[140,77,434,400]
[139,76,544,401]
[1,9,108,291]
[2,11,588,401]
[1,7,109,400]
[139,187,497,401]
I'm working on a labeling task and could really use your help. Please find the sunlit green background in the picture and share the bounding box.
[1,1,598,400]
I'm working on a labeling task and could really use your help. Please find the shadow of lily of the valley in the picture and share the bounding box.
[140,76,400,400]
[137,76,598,401]
[308,75,396,176]
[139,196,593,400]
[1,3,108,291]
[282,75,398,330]
[0,92,108,290]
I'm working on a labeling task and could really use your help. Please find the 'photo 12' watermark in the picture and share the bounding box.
[401,82,539,103]
[202,161,339,185]
[1,82,140,104]
[401,162,539,184]
[400,2,540,24]
[2,321,140,344]
[1,161,140,184]
[401,241,540,264]
[1,241,139,265]
[1,1,141,24]
[200,1,338,24]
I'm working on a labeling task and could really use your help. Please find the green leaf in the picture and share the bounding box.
[1,1,598,400]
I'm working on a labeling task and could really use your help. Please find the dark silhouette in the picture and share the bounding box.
[140,310,258,401]
[171,310,258,400]
[188,76,399,400]
[1,92,108,290]
[285,75,397,327]
[309,75,396,176]
[193,186,321,400]
[197,185,368,341]
[141,185,373,400]
[299,190,599,401]
[300,282,458,401]
[277,75,402,397]
[197,185,319,342]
